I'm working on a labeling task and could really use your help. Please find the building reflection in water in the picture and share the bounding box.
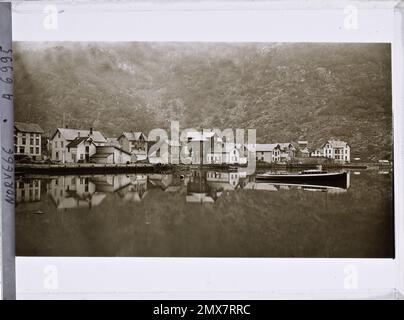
[186,170,350,203]
[49,176,105,210]
[16,170,351,208]
[187,171,216,203]
[116,175,148,202]
[16,179,41,203]
[186,170,250,203]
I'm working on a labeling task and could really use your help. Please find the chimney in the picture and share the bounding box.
[90,127,93,135]
[78,132,80,137]
[65,125,68,129]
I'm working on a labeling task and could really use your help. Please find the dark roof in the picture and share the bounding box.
[119,131,147,141]
[322,140,350,148]
[14,122,44,133]
[255,144,281,152]
[66,136,93,148]
[51,128,106,143]
[96,145,132,156]
[91,153,113,158]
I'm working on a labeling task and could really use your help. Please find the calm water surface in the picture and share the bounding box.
[15,169,394,257]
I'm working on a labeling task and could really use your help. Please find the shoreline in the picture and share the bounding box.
[14,162,389,176]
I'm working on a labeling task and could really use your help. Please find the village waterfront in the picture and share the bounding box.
[13,42,393,258]
[15,167,393,258]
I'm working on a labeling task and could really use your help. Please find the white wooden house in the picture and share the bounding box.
[322,140,350,163]
[254,144,281,163]
[118,131,148,161]
[277,143,296,162]
[50,127,106,163]
[66,136,98,163]
[206,143,247,165]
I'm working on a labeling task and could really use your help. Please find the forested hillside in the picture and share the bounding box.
[13,42,392,161]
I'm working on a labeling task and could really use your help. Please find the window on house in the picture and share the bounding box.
[21,138,26,145]
[18,146,24,153]
[56,151,59,159]
[80,154,84,160]
[30,138,34,145]
[36,147,39,154]
[61,141,64,148]
[30,147,34,154]
[58,133,61,138]
[54,141,58,148]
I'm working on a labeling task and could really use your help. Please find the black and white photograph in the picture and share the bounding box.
[13,41,393,258]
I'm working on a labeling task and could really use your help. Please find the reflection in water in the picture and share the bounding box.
[15,170,394,258]
[48,176,104,210]
[16,179,41,203]
[16,170,352,209]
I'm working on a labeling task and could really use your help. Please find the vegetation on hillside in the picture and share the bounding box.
[13,42,392,161]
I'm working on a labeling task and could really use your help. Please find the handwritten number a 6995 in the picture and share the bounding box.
[0,77,12,84]
[0,56,12,63]
[0,66,12,72]
[0,46,12,54]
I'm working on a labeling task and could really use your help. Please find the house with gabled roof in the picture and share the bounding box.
[296,140,310,158]
[276,143,296,162]
[254,143,281,163]
[310,148,324,158]
[322,140,350,163]
[117,131,148,161]
[186,130,224,164]
[206,142,247,165]
[50,127,106,163]
[14,121,44,160]
[66,136,97,163]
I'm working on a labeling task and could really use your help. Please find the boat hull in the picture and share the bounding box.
[256,171,348,188]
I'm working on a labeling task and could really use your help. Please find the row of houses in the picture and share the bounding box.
[247,140,350,164]
[14,122,351,164]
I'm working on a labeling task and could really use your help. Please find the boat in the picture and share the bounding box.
[256,168,348,188]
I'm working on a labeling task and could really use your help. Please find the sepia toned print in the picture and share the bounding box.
[13,42,393,257]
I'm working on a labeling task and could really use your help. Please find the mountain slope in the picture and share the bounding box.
[13,42,392,161]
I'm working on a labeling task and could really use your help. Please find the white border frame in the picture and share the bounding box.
[8,0,404,299]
